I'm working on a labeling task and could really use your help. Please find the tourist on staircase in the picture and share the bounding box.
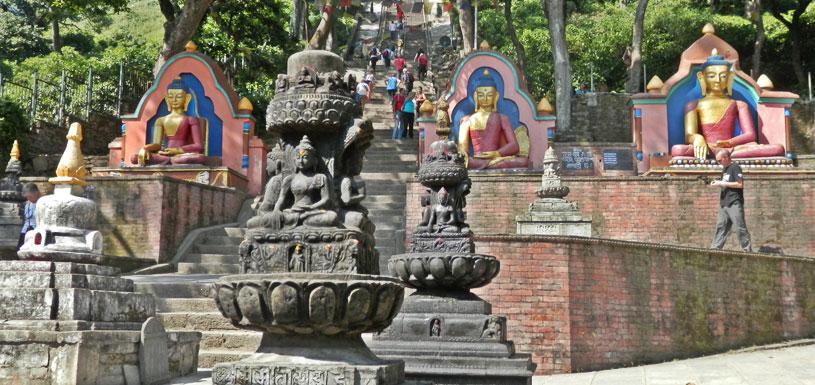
[389,20,398,42]
[392,88,406,140]
[402,68,415,93]
[386,72,400,101]
[382,45,393,69]
[394,54,406,75]
[415,49,429,81]
[368,46,380,72]
[414,86,426,109]
[355,78,369,110]
[401,91,416,139]
[364,69,376,99]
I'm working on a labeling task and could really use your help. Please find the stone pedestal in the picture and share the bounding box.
[0,261,201,384]
[370,140,535,385]
[516,146,591,236]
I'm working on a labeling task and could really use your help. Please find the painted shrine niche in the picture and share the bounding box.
[630,24,798,174]
[98,42,266,194]
[420,47,556,170]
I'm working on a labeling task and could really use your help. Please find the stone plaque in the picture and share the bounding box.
[139,317,170,385]
[602,149,634,171]
[559,147,594,172]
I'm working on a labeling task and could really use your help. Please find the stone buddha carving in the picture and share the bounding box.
[671,50,785,160]
[277,136,338,228]
[132,78,206,166]
[457,70,529,170]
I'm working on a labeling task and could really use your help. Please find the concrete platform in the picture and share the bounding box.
[534,340,815,385]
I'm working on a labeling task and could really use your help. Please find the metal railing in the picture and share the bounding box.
[0,64,151,129]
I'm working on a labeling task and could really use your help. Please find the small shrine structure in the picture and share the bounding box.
[97,42,266,194]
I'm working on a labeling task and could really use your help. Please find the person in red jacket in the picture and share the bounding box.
[394,55,406,75]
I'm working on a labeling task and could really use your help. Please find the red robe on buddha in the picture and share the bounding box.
[671,100,785,159]
[462,112,529,169]
[131,115,207,165]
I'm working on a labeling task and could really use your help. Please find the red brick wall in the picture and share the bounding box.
[473,236,815,374]
[407,175,815,256]
[24,176,244,265]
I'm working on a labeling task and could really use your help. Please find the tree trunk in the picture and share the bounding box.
[51,18,61,52]
[543,0,571,132]
[625,0,648,93]
[307,0,337,50]
[746,0,764,76]
[458,0,474,53]
[154,0,214,75]
[290,0,306,40]
[449,9,463,50]
[504,0,527,78]
[344,14,363,60]
[767,0,812,86]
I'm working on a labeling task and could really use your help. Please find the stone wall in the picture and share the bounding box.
[406,174,815,256]
[22,175,244,267]
[472,236,815,374]
[558,93,632,142]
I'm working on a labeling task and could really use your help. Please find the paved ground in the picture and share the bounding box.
[169,340,815,385]
[534,341,815,385]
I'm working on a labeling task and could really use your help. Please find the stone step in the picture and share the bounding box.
[198,351,253,369]
[135,281,216,299]
[360,172,414,182]
[366,186,406,195]
[156,297,218,313]
[200,235,242,246]
[374,228,404,239]
[199,331,262,352]
[158,312,238,332]
[362,165,417,174]
[368,209,404,217]
[177,263,241,275]
[224,227,245,238]
[365,195,406,204]
[365,153,417,162]
[194,244,239,255]
[371,215,404,226]
[368,141,419,150]
[365,201,406,210]
[185,253,240,264]
[374,236,403,248]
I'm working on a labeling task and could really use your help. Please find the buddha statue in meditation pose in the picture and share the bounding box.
[457,70,529,169]
[670,50,785,160]
[132,78,206,166]
[276,136,338,228]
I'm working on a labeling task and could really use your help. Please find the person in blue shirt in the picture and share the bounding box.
[385,72,399,100]
[401,92,416,139]
[18,183,40,250]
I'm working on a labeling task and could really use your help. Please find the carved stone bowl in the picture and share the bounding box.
[416,160,467,188]
[266,92,360,132]
[388,253,500,291]
[214,273,404,335]
[536,185,570,199]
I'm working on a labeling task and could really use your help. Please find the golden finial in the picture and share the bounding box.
[711,48,719,57]
[9,140,20,161]
[536,97,554,115]
[185,41,198,52]
[702,23,715,35]
[238,97,254,112]
[646,75,664,93]
[50,122,87,186]
[419,99,434,116]
[757,74,774,90]
[479,40,491,50]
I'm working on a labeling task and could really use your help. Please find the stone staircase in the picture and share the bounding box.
[175,226,243,274]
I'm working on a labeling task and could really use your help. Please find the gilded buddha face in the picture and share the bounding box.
[474,86,499,113]
[295,148,316,171]
[699,64,731,96]
[166,88,189,111]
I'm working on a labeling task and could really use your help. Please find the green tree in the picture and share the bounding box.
[765,0,813,86]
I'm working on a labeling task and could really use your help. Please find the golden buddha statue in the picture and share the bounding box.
[132,78,206,166]
[671,50,785,160]
[457,70,529,169]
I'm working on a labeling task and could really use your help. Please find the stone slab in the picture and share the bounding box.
[398,293,491,314]
[0,288,154,322]
[0,320,144,331]
[382,313,508,343]
[516,220,592,236]
[0,271,134,291]
[0,260,119,276]
[212,361,403,385]
[140,317,170,385]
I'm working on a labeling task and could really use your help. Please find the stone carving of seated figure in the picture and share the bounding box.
[132,78,206,166]
[457,70,529,169]
[276,135,338,228]
[670,50,785,160]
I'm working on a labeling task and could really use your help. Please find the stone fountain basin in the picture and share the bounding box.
[214,273,404,335]
[388,253,500,291]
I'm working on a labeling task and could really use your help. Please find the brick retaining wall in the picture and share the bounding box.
[472,236,815,374]
[407,174,815,256]
[23,175,244,267]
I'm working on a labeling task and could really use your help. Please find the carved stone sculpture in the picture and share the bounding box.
[370,140,536,385]
[516,146,592,236]
[213,49,421,385]
[0,141,24,259]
